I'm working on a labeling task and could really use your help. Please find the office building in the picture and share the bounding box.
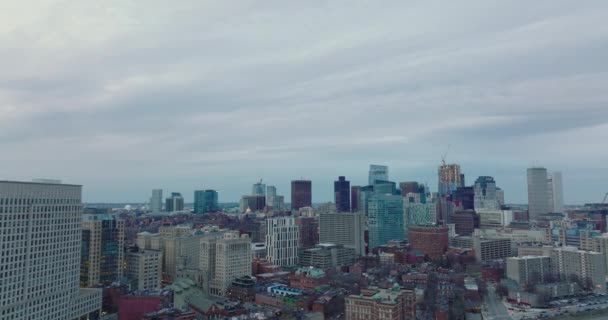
[474,176,499,210]
[408,225,449,259]
[368,164,389,185]
[0,180,102,319]
[299,244,356,269]
[478,210,513,229]
[438,163,462,196]
[162,232,205,281]
[252,180,266,196]
[548,172,564,214]
[453,186,475,210]
[403,198,436,237]
[273,195,285,211]
[345,286,416,320]
[266,185,277,207]
[527,167,550,220]
[266,217,300,266]
[399,181,420,197]
[334,176,351,212]
[165,192,184,212]
[551,247,606,293]
[351,186,361,212]
[594,234,608,276]
[295,216,319,249]
[319,212,366,255]
[81,214,125,287]
[126,250,163,290]
[291,180,312,210]
[452,210,479,236]
[194,189,218,214]
[506,256,551,285]
[200,232,252,296]
[240,195,266,212]
[149,189,163,213]
[472,237,512,262]
[367,194,404,249]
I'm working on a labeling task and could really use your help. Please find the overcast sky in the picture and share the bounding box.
[1,1,607,204]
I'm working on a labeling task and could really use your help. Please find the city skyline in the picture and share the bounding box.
[1,1,607,204]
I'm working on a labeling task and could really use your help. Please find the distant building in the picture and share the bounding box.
[194,189,218,214]
[409,225,449,259]
[351,186,361,212]
[291,180,312,210]
[551,246,606,294]
[399,181,420,197]
[126,250,162,290]
[367,194,404,249]
[438,164,462,196]
[295,216,319,249]
[453,186,475,210]
[474,176,499,210]
[240,195,265,212]
[266,217,300,266]
[506,256,551,285]
[472,237,511,262]
[165,192,184,212]
[319,212,366,255]
[345,286,416,320]
[299,244,356,268]
[527,167,550,220]
[200,232,252,296]
[252,180,266,196]
[547,172,564,214]
[334,176,351,212]
[452,210,479,236]
[81,214,125,287]
[149,189,163,212]
[403,196,437,238]
[368,164,389,185]
[266,185,277,207]
[478,210,513,229]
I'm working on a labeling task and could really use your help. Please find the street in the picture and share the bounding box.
[482,284,512,320]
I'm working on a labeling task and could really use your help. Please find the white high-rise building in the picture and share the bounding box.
[548,172,564,213]
[551,247,606,294]
[368,164,389,185]
[527,167,550,220]
[150,189,163,212]
[266,217,300,266]
[0,180,102,319]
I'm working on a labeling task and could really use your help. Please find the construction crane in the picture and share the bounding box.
[441,144,451,166]
[603,192,608,204]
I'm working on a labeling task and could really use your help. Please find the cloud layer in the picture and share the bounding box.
[1,0,607,203]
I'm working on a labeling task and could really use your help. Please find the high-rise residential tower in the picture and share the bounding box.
[368,164,389,185]
[81,214,125,287]
[0,180,102,319]
[194,190,219,214]
[334,176,351,212]
[291,180,312,210]
[266,217,300,266]
[166,192,185,212]
[149,189,163,213]
[527,167,550,220]
[438,164,462,196]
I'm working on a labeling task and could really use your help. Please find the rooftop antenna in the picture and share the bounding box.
[441,144,451,166]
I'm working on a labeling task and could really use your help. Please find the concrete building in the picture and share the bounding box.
[81,214,125,287]
[319,212,366,255]
[551,247,606,294]
[291,180,312,210]
[165,192,185,212]
[149,189,163,213]
[334,176,351,212]
[252,243,267,259]
[472,237,512,262]
[408,225,449,259]
[266,185,277,209]
[527,167,550,220]
[351,186,361,213]
[200,231,252,296]
[126,250,163,290]
[240,195,266,212]
[478,210,513,229]
[194,189,218,214]
[0,180,102,319]
[594,234,608,276]
[548,172,564,214]
[452,210,479,236]
[299,244,356,269]
[368,164,389,185]
[266,217,300,266]
[345,286,416,320]
[295,216,319,249]
[368,194,404,249]
[506,256,551,285]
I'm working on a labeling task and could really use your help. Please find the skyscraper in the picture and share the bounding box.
[438,164,461,196]
[368,164,389,185]
[319,212,366,255]
[149,189,163,213]
[166,192,184,212]
[194,189,219,214]
[548,171,564,213]
[0,180,102,319]
[399,181,420,197]
[126,250,162,290]
[81,214,125,287]
[266,185,277,206]
[474,176,499,210]
[527,167,550,220]
[291,179,312,210]
[367,194,404,249]
[351,186,361,212]
[252,180,266,196]
[200,231,252,296]
[334,176,351,212]
[266,217,300,266]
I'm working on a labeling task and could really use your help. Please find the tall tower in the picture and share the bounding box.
[266,217,300,266]
[334,176,351,212]
[291,180,312,210]
[252,180,266,196]
[474,176,498,210]
[368,164,389,185]
[351,186,361,213]
[549,171,564,213]
[438,164,461,196]
[149,189,163,213]
[527,167,550,220]
[166,192,184,212]
[81,214,125,287]
[194,190,219,214]
[367,194,404,249]
[0,180,102,319]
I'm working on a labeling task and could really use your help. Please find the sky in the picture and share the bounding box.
[1,0,607,204]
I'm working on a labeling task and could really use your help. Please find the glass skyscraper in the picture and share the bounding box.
[367,194,404,249]
[194,189,219,214]
[368,164,389,185]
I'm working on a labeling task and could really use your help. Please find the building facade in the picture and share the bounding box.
[368,164,389,185]
[166,192,185,212]
[367,194,404,249]
[291,180,312,210]
[474,176,499,210]
[266,217,300,266]
[194,190,218,214]
[0,181,102,319]
[527,167,550,220]
[438,164,462,196]
[408,225,449,259]
[299,244,356,269]
[334,176,351,212]
[149,189,163,213]
[506,256,551,285]
[551,247,606,294]
[472,237,512,262]
[319,212,366,255]
[81,214,125,287]
[126,250,163,290]
[345,286,416,320]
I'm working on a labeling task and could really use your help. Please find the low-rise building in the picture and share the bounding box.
[345,286,416,320]
[299,243,356,268]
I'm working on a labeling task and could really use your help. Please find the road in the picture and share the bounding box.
[483,284,512,320]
